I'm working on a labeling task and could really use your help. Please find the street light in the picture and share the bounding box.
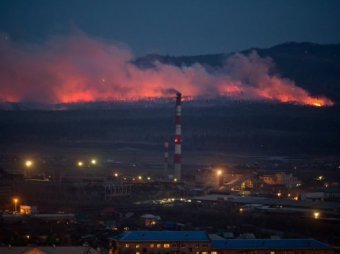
[77,161,84,167]
[91,159,97,165]
[216,169,223,187]
[313,211,320,219]
[24,160,33,178]
[13,198,19,213]
[25,160,33,168]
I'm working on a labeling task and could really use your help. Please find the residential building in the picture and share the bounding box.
[113,231,211,254]
[111,231,333,254]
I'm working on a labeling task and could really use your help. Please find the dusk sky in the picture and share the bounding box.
[0,0,340,56]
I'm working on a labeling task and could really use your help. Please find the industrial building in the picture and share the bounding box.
[211,239,333,254]
[260,173,301,188]
[111,231,333,254]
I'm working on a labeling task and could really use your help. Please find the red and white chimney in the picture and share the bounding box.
[174,92,182,180]
[164,137,169,178]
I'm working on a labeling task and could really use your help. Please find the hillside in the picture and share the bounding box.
[135,42,340,102]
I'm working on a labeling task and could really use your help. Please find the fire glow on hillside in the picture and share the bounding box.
[0,33,334,107]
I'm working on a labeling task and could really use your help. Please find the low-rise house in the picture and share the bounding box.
[113,231,211,254]
[112,231,333,254]
[212,239,332,254]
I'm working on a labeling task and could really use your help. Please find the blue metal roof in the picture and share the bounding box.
[119,231,210,242]
[212,239,331,250]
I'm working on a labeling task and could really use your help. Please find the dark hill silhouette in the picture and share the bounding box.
[135,42,340,102]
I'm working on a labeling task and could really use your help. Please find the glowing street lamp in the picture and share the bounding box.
[216,169,223,187]
[114,173,119,177]
[317,176,324,181]
[25,160,33,168]
[13,198,19,213]
[313,211,320,219]
[24,160,34,178]
[138,176,142,180]
[91,159,97,165]
[77,161,84,167]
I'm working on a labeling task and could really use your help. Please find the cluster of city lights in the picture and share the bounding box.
[130,175,153,181]
[24,158,99,169]
[77,159,97,167]
[110,175,180,183]
[22,159,180,185]
[277,192,299,200]
[156,197,191,204]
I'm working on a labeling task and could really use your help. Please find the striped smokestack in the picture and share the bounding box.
[174,92,182,180]
[164,137,169,177]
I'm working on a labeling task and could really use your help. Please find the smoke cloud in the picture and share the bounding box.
[0,33,334,107]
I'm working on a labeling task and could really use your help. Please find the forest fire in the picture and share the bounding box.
[0,33,334,107]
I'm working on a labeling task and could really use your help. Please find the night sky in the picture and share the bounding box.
[0,0,339,56]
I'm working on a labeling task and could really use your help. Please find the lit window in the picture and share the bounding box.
[164,244,170,248]
[202,252,208,254]
[157,244,161,248]
[270,252,275,254]
[125,244,130,248]
[136,244,140,248]
[150,244,155,248]
[211,252,218,254]
[136,252,140,254]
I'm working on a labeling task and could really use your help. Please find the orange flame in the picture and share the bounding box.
[0,34,334,107]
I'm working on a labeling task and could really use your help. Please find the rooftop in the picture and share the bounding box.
[212,239,331,249]
[118,231,210,242]
[116,231,331,250]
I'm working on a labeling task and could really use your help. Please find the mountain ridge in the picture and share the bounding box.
[135,42,340,102]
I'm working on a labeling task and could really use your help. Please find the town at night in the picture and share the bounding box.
[0,1,339,254]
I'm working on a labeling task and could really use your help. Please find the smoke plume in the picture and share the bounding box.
[0,33,334,107]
